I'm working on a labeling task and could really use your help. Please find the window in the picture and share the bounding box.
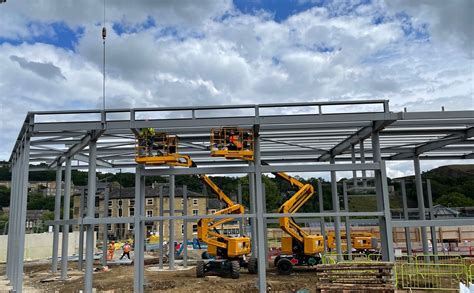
[129,207,135,216]
[192,209,199,216]
[108,200,113,207]
[193,199,198,205]
[129,199,135,207]
[107,224,112,231]
[192,224,198,234]
[108,209,112,217]
[147,198,154,206]
[129,223,135,230]
[118,199,123,206]
[181,224,184,235]
[146,210,153,217]
[118,208,123,217]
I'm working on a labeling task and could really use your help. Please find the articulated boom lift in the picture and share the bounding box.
[269,169,324,275]
[135,132,192,167]
[194,164,257,278]
[134,129,256,278]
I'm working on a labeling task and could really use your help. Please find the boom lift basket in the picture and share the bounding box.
[135,132,191,167]
[210,127,254,161]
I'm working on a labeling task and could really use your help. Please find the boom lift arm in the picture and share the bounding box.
[191,161,250,258]
[270,168,315,245]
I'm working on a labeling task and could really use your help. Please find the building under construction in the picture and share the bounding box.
[5,99,474,292]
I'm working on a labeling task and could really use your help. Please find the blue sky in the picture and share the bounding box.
[0,0,472,176]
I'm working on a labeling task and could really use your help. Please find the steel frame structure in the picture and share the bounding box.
[6,99,474,293]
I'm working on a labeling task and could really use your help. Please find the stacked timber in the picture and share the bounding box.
[315,262,394,292]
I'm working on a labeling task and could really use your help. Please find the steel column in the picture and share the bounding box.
[427,179,438,257]
[360,140,367,188]
[102,187,110,267]
[169,173,175,270]
[249,162,257,257]
[133,166,144,293]
[372,131,394,261]
[60,157,72,280]
[317,181,327,253]
[351,145,357,188]
[10,154,20,286]
[51,165,62,273]
[254,133,268,293]
[330,158,342,259]
[77,189,85,270]
[84,139,97,293]
[414,156,429,258]
[262,185,269,269]
[343,181,352,258]
[139,175,145,286]
[400,180,412,256]
[15,136,31,292]
[237,182,244,236]
[159,185,164,269]
[183,185,188,268]
[6,155,18,281]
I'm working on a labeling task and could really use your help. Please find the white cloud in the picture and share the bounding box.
[0,0,472,177]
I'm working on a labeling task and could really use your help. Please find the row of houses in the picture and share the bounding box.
[72,182,240,241]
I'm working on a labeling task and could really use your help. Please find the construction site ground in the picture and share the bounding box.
[1,261,328,293]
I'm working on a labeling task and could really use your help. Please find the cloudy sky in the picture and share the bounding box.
[0,0,473,176]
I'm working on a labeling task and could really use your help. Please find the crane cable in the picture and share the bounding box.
[102,0,106,110]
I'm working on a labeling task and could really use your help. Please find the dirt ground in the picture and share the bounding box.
[15,262,322,293]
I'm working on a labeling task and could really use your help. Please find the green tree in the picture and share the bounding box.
[435,192,474,207]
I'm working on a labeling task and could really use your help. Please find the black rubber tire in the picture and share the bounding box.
[230,260,240,279]
[247,257,258,274]
[201,251,210,259]
[276,258,293,275]
[196,261,205,278]
[273,255,281,268]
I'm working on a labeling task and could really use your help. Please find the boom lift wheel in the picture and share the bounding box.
[201,251,211,259]
[230,260,240,279]
[196,261,205,278]
[247,257,258,274]
[276,258,293,275]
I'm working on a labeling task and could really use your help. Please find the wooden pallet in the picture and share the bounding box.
[315,263,395,292]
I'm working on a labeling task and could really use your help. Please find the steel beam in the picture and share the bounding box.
[393,218,474,227]
[391,127,473,160]
[318,119,397,161]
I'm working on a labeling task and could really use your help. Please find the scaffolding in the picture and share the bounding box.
[5,99,474,293]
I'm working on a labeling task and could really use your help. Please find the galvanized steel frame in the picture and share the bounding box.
[5,99,474,293]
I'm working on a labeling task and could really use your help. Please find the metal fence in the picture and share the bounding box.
[320,253,470,291]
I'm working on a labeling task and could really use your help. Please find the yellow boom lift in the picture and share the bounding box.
[268,168,325,274]
[211,126,324,274]
[134,130,256,278]
[194,163,257,278]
